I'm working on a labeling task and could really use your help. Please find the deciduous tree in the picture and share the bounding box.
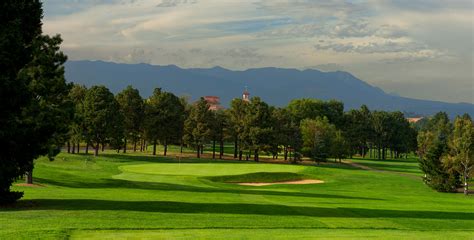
[443,115,474,195]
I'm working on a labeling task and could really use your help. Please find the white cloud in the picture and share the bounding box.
[42,0,474,103]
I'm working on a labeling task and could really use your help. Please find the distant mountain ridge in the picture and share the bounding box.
[65,60,474,118]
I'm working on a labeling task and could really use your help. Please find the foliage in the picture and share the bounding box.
[242,97,274,161]
[183,97,212,157]
[144,88,185,155]
[343,105,372,157]
[443,114,474,195]
[287,98,344,127]
[227,98,248,159]
[300,117,337,163]
[417,112,459,192]
[83,86,122,156]
[0,0,72,203]
[68,84,88,151]
[116,86,144,152]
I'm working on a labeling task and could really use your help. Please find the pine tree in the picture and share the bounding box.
[116,86,144,153]
[183,98,212,158]
[83,86,121,156]
[417,112,459,192]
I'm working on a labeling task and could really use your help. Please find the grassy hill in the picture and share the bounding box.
[1,151,473,239]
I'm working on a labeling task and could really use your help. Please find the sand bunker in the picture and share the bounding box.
[237,179,324,186]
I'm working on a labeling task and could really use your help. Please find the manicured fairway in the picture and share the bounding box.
[1,152,473,239]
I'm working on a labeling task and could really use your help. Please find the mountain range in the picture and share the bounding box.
[65,60,473,118]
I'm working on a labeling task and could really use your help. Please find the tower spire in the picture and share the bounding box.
[242,86,250,102]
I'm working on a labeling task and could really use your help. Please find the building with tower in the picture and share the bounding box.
[203,96,223,111]
[242,87,250,102]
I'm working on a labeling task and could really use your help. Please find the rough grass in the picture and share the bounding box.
[1,151,473,239]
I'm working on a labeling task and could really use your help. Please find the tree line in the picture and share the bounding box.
[65,85,419,164]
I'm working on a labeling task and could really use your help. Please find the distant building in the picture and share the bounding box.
[204,96,223,111]
[407,117,424,123]
[242,87,250,102]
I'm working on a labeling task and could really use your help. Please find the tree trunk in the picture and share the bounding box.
[212,139,216,159]
[153,140,157,156]
[284,146,288,160]
[234,137,238,159]
[94,143,99,156]
[464,172,469,196]
[219,139,224,159]
[77,142,80,153]
[201,145,204,154]
[133,139,137,152]
[72,143,76,154]
[101,143,105,152]
[197,144,201,158]
[123,138,127,153]
[164,141,168,156]
[180,140,184,153]
[67,142,71,153]
[85,143,89,154]
[254,149,258,162]
[378,145,381,160]
[239,150,242,161]
[26,169,33,184]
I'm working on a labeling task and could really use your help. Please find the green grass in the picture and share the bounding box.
[1,151,473,239]
[349,157,422,176]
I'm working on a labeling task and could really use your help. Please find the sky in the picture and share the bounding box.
[42,0,473,104]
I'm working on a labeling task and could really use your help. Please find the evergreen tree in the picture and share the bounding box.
[20,34,73,184]
[343,105,372,157]
[183,98,212,158]
[68,84,88,154]
[210,110,228,159]
[227,98,248,160]
[417,112,458,192]
[83,86,121,156]
[243,97,273,162]
[144,88,184,156]
[116,86,144,153]
[0,0,72,203]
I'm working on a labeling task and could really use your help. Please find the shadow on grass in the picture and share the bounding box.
[97,153,253,165]
[356,162,420,174]
[34,177,380,201]
[354,157,417,164]
[5,199,474,220]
